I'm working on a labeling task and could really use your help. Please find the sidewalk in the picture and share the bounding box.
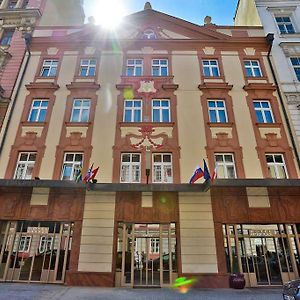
[0,283,283,300]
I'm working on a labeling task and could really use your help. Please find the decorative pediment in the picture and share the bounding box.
[65,8,231,43]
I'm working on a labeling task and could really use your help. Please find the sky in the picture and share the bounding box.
[83,0,239,27]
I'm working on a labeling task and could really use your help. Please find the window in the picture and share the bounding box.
[40,60,58,77]
[142,29,157,39]
[120,153,141,183]
[8,0,17,9]
[152,59,168,76]
[203,60,220,77]
[150,238,159,253]
[215,154,237,179]
[70,99,90,122]
[61,153,83,181]
[152,100,170,122]
[22,0,29,8]
[28,100,49,122]
[275,16,295,34]
[79,59,96,77]
[253,101,274,123]
[14,152,36,180]
[244,60,262,77]
[123,100,142,122]
[153,153,173,183]
[39,236,53,253]
[266,154,288,179]
[208,100,227,123]
[126,59,143,76]
[18,236,31,252]
[290,57,300,81]
[0,29,14,46]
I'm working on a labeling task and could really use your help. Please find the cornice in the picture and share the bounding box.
[66,81,100,90]
[25,82,60,90]
[198,82,233,90]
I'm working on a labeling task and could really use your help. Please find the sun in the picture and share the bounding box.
[92,0,127,29]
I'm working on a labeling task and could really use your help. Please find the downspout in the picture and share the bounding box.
[0,32,32,155]
[266,33,300,171]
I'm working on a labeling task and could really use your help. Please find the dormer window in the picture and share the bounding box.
[142,29,157,39]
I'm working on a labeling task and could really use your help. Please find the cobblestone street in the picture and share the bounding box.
[0,284,283,300]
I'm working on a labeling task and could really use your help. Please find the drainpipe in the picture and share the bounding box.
[266,33,300,171]
[0,32,32,156]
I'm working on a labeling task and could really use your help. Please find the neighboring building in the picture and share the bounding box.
[0,0,84,131]
[235,0,300,159]
[0,3,300,289]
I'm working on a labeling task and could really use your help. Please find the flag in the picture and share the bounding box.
[203,159,211,182]
[211,164,218,182]
[83,163,94,183]
[189,166,204,184]
[74,164,82,183]
[90,167,99,181]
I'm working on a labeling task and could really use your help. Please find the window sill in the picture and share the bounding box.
[21,121,46,126]
[280,33,300,38]
[119,122,175,127]
[74,75,96,80]
[65,122,91,127]
[120,75,174,79]
[245,76,268,81]
[207,122,233,127]
[255,122,282,128]
[35,76,57,81]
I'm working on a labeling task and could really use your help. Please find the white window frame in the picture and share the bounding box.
[28,99,49,122]
[275,15,295,34]
[61,153,83,181]
[70,99,91,122]
[39,236,53,253]
[152,153,173,183]
[150,238,160,254]
[79,59,97,77]
[120,153,141,183]
[152,99,171,123]
[40,60,58,77]
[123,100,142,122]
[253,100,275,123]
[266,153,288,179]
[244,60,262,77]
[202,60,220,77]
[14,152,36,180]
[290,57,300,81]
[214,153,237,179]
[18,236,31,252]
[152,59,168,76]
[126,59,143,76]
[208,100,228,123]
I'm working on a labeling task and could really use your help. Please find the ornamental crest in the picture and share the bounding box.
[138,81,157,93]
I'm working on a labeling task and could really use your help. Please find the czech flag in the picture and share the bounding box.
[189,166,204,184]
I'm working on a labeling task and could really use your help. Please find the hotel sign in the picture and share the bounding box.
[249,229,276,237]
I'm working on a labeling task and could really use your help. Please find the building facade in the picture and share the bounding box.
[0,3,299,288]
[0,0,85,131]
[235,0,300,159]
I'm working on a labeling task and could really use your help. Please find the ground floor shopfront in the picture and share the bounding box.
[0,180,299,288]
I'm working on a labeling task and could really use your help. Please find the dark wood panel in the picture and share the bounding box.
[0,187,85,222]
[214,222,227,274]
[115,191,179,223]
[66,271,114,287]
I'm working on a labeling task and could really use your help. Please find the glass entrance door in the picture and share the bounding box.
[250,237,282,285]
[134,237,160,286]
[116,223,177,287]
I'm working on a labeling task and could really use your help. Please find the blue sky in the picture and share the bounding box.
[83,0,239,26]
